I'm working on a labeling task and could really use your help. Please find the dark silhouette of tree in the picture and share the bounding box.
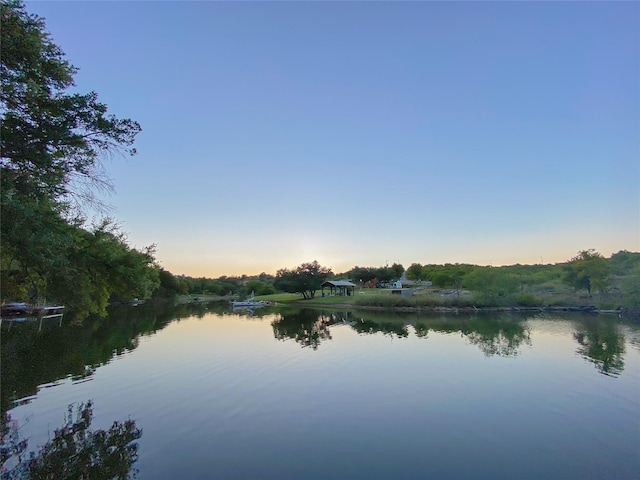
[348,266,379,285]
[274,261,332,299]
[390,263,404,279]
[1,1,140,206]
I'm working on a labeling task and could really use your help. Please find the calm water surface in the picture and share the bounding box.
[2,304,639,479]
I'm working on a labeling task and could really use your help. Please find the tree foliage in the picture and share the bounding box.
[406,263,425,281]
[563,249,610,296]
[274,261,332,299]
[0,209,159,315]
[346,264,402,286]
[407,263,473,292]
[619,265,640,308]
[390,262,404,278]
[348,266,379,284]
[1,0,140,206]
[242,280,275,297]
[608,250,640,276]
[0,1,157,315]
[463,266,519,306]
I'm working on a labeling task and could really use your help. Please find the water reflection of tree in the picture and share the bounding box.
[414,323,429,338]
[0,302,221,415]
[415,314,532,357]
[573,317,626,377]
[271,309,333,350]
[1,401,141,479]
[464,325,530,357]
[351,318,409,338]
[316,310,532,356]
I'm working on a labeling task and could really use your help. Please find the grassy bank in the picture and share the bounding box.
[254,282,639,319]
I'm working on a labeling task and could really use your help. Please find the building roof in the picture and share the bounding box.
[322,280,357,288]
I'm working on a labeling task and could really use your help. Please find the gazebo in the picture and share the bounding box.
[321,280,357,297]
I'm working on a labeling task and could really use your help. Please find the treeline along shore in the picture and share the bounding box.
[161,251,640,321]
[7,248,635,322]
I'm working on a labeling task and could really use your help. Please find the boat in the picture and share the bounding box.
[231,292,266,309]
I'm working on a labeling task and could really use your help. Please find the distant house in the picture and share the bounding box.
[386,272,432,297]
[321,280,357,297]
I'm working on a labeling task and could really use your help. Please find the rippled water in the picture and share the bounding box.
[2,306,639,479]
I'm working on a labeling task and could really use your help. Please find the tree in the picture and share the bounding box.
[390,262,404,279]
[154,268,182,299]
[243,280,275,297]
[348,266,378,285]
[1,212,159,315]
[563,249,610,297]
[420,263,471,295]
[0,1,156,314]
[406,263,425,281]
[374,266,396,284]
[55,220,160,314]
[1,0,140,207]
[274,261,332,299]
[609,250,640,276]
[619,264,640,307]
[463,266,518,306]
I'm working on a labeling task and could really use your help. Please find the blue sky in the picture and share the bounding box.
[28,1,639,277]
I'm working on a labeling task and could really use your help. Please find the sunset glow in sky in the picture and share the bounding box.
[29,1,639,277]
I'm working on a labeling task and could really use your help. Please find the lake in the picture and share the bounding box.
[2,303,639,479]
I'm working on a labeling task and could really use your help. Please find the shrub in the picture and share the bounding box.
[509,293,538,307]
[354,295,413,308]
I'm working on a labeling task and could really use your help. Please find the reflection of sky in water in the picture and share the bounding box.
[6,311,639,480]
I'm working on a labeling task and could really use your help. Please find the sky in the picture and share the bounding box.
[27,1,639,277]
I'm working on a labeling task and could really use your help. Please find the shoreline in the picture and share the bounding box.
[172,295,640,321]
[286,300,640,320]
